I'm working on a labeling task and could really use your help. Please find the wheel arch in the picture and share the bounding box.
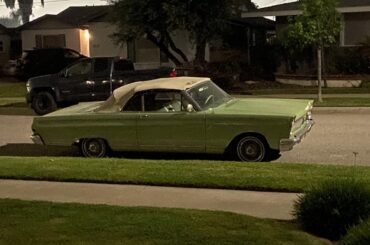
[75,137,112,150]
[31,87,57,101]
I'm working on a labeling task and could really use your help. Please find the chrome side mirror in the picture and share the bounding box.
[186,104,194,113]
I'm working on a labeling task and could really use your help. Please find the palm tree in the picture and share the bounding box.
[2,0,44,23]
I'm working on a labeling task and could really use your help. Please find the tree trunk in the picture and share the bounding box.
[165,32,189,63]
[317,47,323,102]
[18,0,33,23]
[322,48,328,88]
[146,32,183,66]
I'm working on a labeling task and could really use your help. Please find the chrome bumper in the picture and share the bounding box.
[280,119,315,152]
[31,134,44,145]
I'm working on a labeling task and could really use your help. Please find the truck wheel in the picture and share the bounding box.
[80,138,108,158]
[32,91,57,115]
[235,136,267,162]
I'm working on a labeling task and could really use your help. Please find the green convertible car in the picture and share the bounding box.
[31,77,314,162]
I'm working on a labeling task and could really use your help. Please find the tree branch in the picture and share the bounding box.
[146,32,183,66]
[164,32,189,63]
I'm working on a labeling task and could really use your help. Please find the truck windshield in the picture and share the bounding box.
[186,80,232,110]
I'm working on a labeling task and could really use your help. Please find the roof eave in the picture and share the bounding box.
[242,6,370,18]
[242,10,301,17]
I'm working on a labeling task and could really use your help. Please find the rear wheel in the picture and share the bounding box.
[235,136,267,162]
[32,91,57,115]
[80,138,108,158]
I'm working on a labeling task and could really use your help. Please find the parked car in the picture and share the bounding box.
[17,48,85,80]
[26,57,176,115]
[31,77,314,162]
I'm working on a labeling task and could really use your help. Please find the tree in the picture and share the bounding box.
[283,0,341,102]
[1,0,44,23]
[110,0,255,66]
[0,10,22,27]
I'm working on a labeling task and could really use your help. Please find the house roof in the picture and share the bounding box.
[20,5,111,30]
[57,5,111,25]
[243,0,370,17]
[20,14,77,30]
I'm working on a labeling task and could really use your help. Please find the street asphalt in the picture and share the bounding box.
[0,107,369,165]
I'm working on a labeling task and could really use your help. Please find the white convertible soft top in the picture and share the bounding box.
[97,77,210,112]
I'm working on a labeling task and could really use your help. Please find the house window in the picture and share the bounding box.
[35,34,66,48]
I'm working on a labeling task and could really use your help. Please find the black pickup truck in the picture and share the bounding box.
[26,57,176,115]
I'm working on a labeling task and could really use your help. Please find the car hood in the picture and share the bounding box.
[28,73,57,86]
[214,98,313,119]
[42,101,104,117]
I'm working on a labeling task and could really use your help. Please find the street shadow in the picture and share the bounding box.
[0,143,227,161]
[0,144,79,157]
[0,144,280,162]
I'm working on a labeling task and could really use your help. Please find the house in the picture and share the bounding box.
[19,5,199,69]
[242,0,370,47]
[19,5,274,70]
[242,0,370,86]
[0,24,14,66]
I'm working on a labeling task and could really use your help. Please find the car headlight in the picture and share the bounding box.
[26,81,31,93]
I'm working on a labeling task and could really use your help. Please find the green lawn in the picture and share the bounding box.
[0,82,26,97]
[0,199,327,245]
[0,157,368,192]
[0,99,34,115]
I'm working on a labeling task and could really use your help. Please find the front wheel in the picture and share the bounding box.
[32,91,57,115]
[80,138,108,158]
[235,136,267,162]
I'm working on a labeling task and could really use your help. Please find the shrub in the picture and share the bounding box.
[340,219,370,245]
[294,179,370,241]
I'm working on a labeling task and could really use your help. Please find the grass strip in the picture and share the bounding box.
[0,82,26,97]
[0,199,326,244]
[314,98,370,107]
[0,98,34,115]
[0,157,368,192]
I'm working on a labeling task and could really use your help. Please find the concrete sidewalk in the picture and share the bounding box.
[0,179,299,220]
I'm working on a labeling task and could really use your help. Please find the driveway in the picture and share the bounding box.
[0,109,370,165]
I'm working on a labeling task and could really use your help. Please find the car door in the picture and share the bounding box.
[57,59,94,102]
[136,90,206,153]
[91,58,112,100]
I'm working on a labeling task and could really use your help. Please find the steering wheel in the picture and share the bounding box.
[204,95,214,106]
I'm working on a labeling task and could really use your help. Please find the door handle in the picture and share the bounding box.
[140,114,149,119]
[85,80,95,85]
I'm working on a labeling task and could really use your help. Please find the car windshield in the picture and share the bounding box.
[186,80,232,110]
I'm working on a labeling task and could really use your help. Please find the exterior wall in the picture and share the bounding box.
[343,12,370,46]
[0,34,11,66]
[21,29,83,54]
[88,22,127,58]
